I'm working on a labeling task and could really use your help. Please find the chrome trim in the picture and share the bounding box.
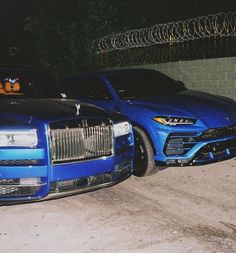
[51,155,112,166]
[49,124,113,163]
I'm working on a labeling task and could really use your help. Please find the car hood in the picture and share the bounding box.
[127,90,236,128]
[0,98,113,126]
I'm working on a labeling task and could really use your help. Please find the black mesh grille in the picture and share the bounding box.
[50,173,113,193]
[200,138,236,154]
[165,126,236,156]
[165,132,197,156]
[114,160,133,178]
[0,186,40,197]
[199,125,236,140]
[0,160,40,166]
[0,178,20,185]
[194,138,236,163]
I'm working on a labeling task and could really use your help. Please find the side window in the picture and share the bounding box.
[77,77,112,100]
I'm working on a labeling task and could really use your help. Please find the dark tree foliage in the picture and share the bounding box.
[25,0,127,76]
[0,0,37,66]
[0,0,235,76]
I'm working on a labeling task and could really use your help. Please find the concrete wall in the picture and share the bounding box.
[135,56,236,100]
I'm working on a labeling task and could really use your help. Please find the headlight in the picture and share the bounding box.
[114,122,132,137]
[0,130,38,147]
[153,116,196,126]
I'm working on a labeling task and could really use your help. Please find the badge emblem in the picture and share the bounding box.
[75,104,80,116]
[224,116,230,121]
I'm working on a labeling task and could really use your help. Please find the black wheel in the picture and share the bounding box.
[133,126,158,177]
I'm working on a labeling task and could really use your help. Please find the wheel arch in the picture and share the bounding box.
[131,121,157,156]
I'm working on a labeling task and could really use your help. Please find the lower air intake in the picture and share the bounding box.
[50,173,113,193]
[0,186,40,197]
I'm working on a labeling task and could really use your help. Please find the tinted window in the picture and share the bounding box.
[67,77,111,100]
[107,70,186,99]
[0,70,61,99]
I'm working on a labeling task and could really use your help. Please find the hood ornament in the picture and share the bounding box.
[225,115,230,121]
[75,104,80,116]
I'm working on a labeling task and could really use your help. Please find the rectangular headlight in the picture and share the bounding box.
[0,130,38,147]
[114,122,132,137]
[153,116,196,126]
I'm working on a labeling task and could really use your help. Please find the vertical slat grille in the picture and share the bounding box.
[50,124,113,163]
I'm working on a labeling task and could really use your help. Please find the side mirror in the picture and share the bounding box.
[176,80,186,89]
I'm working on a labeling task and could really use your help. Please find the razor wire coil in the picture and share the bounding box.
[93,12,236,54]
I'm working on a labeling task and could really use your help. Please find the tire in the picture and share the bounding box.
[133,126,159,177]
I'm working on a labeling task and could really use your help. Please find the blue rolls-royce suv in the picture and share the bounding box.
[0,68,134,203]
[61,68,236,176]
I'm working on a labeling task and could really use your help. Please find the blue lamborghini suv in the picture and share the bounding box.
[0,67,134,203]
[61,68,236,176]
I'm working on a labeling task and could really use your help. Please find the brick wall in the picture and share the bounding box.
[134,57,236,100]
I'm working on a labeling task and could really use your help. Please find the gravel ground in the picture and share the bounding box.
[0,159,236,253]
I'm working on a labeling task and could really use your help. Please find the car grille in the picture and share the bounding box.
[0,160,40,166]
[114,160,133,178]
[165,132,198,156]
[0,185,40,197]
[199,125,236,140]
[193,138,236,163]
[165,125,236,156]
[49,119,113,163]
[50,173,113,193]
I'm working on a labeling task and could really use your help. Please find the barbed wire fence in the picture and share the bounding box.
[92,12,236,68]
[93,12,236,54]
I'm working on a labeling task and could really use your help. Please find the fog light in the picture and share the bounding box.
[20,177,41,185]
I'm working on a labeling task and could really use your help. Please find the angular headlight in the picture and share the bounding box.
[114,122,132,137]
[153,116,196,126]
[0,130,38,147]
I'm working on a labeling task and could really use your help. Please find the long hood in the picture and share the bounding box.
[0,98,112,126]
[128,90,236,128]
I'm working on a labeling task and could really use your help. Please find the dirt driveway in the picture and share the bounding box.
[0,159,236,253]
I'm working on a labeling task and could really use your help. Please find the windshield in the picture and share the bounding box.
[0,69,62,99]
[107,70,186,99]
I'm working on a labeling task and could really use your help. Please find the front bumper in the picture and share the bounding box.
[46,160,132,200]
[0,118,134,203]
[0,158,133,203]
[159,137,236,166]
[153,127,236,166]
